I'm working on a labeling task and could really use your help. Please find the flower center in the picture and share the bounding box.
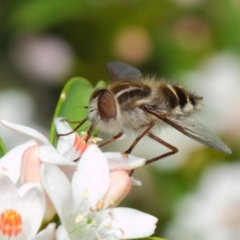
[67,208,113,239]
[74,135,88,154]
[0,209,22,237]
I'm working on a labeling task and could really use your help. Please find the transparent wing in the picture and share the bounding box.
[106,62,142,81]
[142,105,231,154]
[167,115,231,154]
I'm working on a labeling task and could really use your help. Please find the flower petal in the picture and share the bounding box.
[0,175,46,239]
[20,185,46,239]
[71,145,109,209]
[54,117,75,155]
[18,182,41,197]
[38,145,77,166]
[131,176,142,186]
[55,118,88,161]
[34,223,56,240]
[41,163,74,225]
[104,152,146,171]
[0,174,20,210]
[111,207,158,238]
[56,225,71,240]
[0,140,36,183]
[1,120,50,144]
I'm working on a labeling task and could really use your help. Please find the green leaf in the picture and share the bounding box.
[0,138,6,158]
[50,77,107,146]
[50,77,94,146]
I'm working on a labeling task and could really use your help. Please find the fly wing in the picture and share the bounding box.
[142,105,231,154]
[166,115,231,154]
[106,62,142,81]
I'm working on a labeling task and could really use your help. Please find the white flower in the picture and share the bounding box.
[0,120,76,222]
[49,118,147,181]
[0,139,37,184]
[0,173,55,240]
[1,119,77,168]
[54,117,146,170]
[165,163,240,240]
[41,144,158,240]
[0,119,146,222]
[1,118,146,178]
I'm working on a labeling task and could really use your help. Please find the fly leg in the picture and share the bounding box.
[129,131,178,176]
[145,132,178,165]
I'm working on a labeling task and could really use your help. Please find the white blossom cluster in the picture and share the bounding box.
[0,118,157,240]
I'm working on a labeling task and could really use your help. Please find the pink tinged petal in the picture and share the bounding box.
[20,185,46,239]
[111,207,158,238]
[55,117,88,157]
[71,145,110,209]
[56,225,71,240]
[57,135,86,162]
[0,140,36,183]
[104,152,146,171]
[61,146,81,162]
[41,163,74,225]
[73,134,89,154]
[56,118,88,160]
[1,120,50,144]
[33,223,56,240]
[38,145,76,166]
[104,171,132,208]
[21,145,41,185]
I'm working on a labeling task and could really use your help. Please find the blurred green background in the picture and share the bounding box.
[1,0,240,239]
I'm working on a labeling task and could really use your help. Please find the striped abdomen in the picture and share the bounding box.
[157,82,203,113]
[109,79,202,114]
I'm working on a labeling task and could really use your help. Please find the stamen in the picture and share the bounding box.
[75,214,84,223]
[103,221,111,229]
[0,209,22,237]
[104,196,115,208]
[0,166,9,173]
[82,189,89,197]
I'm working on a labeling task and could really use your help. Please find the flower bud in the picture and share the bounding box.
[20,145,41,185]
[104,171,132,208]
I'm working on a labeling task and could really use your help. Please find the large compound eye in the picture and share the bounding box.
[98,89,117,121]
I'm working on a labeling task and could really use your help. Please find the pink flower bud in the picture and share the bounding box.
[20,145,41,185]
[104,171,132,208]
